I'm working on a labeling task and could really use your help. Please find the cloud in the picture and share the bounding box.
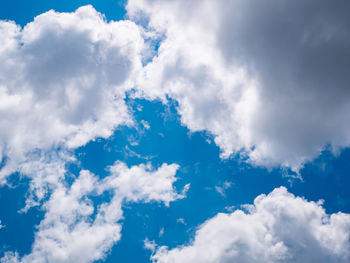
[128,0,350,171]
[104,162,189,206]
[176,218,186,225]
[215,181,233,197]
[148,187,350,263]
[1,162,187,263]
[0,5,144,185]
[17,150,74,211]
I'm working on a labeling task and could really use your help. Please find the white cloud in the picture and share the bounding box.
[159,227,164,237]
[149,187,350,263]
[215,181,233,197]
[128,0,350,171]
[1,162,187,263]
[0,220,5,230]
[0,5,144,186]
[176,218,186,225]
[18,150,74,211]
[103,162,189,206]
[141,120,151,130]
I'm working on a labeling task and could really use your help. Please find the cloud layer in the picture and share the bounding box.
[149,187,350,263]
[1,3,350,262]
[128,0,350,170]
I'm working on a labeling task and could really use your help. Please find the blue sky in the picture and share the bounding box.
[0,1,350,263]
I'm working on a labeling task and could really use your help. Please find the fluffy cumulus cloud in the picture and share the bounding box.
[0,5,144,185]
[148,187,350,263]
[105,162,189,205]
[1,162,187,263]
[128,0,350,171]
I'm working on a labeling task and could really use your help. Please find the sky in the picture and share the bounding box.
[0,1,350,263]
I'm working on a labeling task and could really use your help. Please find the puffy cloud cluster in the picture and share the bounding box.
[128,0,350,171]
[149,187,350,263]
[1,0,350,192]
[0,5,144,183]
[1,2,350,261]
[1,162,187,263]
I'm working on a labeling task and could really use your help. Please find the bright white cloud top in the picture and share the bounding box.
[148,187,350,263]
